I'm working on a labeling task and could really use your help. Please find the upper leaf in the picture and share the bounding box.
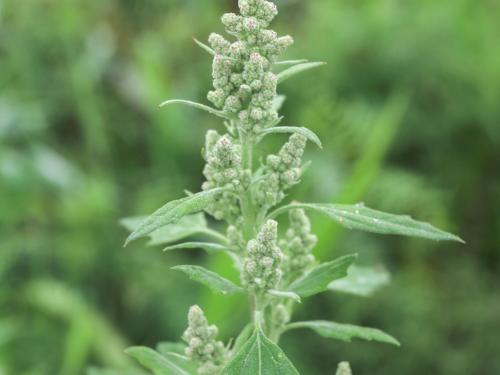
[285,321,400,346]
[172,265,243,296]
[156,342,198,374]
[260,126,322,148]
[287,255,357,298]
[159,99,230,120]
[124,188,227,246]
[163,242,231,254]
[125,346,191,375]
[121,213,208,247]
[220,329,300,375]
[270,203,464,242]
[277,62,326,84]
[329,265,390,297]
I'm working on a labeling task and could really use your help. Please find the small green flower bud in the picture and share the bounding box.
[336,362,353,375]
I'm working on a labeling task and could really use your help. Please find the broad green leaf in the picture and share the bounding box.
[268,290,301,303]
[121,213,208,247]
[125,188,227,246]
[156,342,197,374]
[287,255,357,297]
[163,242,231,253]
[285,321,400,346]
[193,38,215,56]
[87,368,146,375]
[270,203,464,242]
[329,265,390,297]
[126,347,190,375]
[172,265,243,296]
[220,329,299,375]
[231,323,254,354]
[277,62,326,84]
[260,126,322,148]
[159,100,230,120]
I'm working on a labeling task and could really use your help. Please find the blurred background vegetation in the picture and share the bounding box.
[1,0,499,374]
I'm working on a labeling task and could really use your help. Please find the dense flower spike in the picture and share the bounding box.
[281,208,317,279]
[242,220,283,292]
[256,133,307,207]
[206,0,293,135]
[202,131,242,222]
[182,305,228,375]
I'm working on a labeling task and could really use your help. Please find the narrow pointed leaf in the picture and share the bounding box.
[274,59,308,66]
[270,203,464,243]
[172,265,243,296]
[156,342,198,374]
[193,37,215,55]
[125,346,190,375]
[220,329,299,375]
[125,188,227,246]
[285,321,400,346]
[163,242,231,253]
[329,265,390,297]
[272,95,287,112]
[159,100,229,119]
[287,254,357,297]
[268,290,301,303]
[121,213,207,247]
[277,62,326,84]
[260,126,322,148]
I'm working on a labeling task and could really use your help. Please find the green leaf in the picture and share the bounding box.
[329,265,390,297]
[163,242,231,253]
[285,321,400,346]
[159,99,230,120]
[287,255,357,297]
[125,188,227,246]
[260,126,322,148]
[220,329,299,375]
[193,37,215,55]
[156,342,197,374]
[126,346,191,375]
[267,290,301,303]
[231,323,254,354]
[277,62,326,84]
[274,59,309,66]
[121,213,208,247]
[172,265,243,296]
[87,368,147,375]
[270,203,464,243]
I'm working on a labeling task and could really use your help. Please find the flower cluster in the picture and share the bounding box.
[256,133,307,208]
[182,305,228,375]
[202,131,242,222]
[281,208,317,279]
[207,0,293,134]
[242,220,283,292]
[336,362,353,375]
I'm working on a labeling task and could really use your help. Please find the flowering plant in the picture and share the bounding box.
[122,1,462,374]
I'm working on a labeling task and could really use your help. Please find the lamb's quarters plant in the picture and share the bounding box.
[120,1,463,374]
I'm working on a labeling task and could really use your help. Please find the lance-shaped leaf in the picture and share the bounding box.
[156,342,198,374]
[277,62,326,84]
[163,242,232,254]
[125,188,227,246]
[87,369,147,375]
[260,126,322,148]
[125,346,191,375]
[270,203,464,243]
[284,321,400,346]
[159,100,230,120]
[121,213,208,247]
[287,254,357,297]
[329,265,390,297]
[193,37,215,55]
[172,265,243,296]
[268,290,301,303]
[274,59,309,66]
[220,329,299,375]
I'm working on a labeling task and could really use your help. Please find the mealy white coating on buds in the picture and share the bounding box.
[202,131,242,222]
[256,133,307,208]
[336,362,353,375]
[280,208,317,279]
[242,220,283,292]
[182,305,228,375]
[207,0,293,135]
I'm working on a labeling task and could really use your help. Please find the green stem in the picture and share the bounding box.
[239,130,257,241]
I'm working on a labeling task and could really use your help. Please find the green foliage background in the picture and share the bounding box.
[1,0,499,374]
